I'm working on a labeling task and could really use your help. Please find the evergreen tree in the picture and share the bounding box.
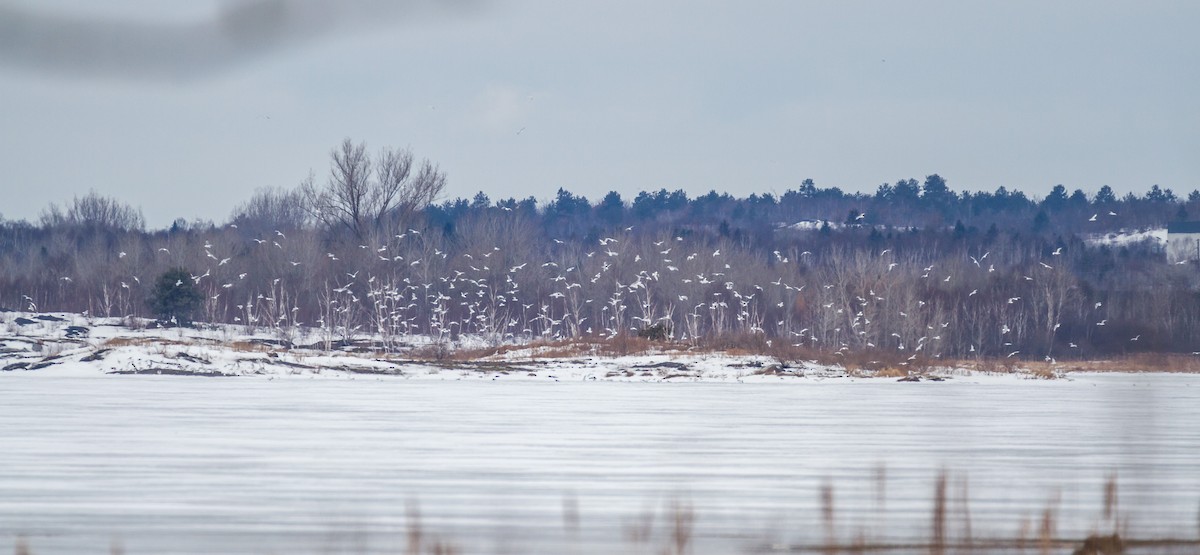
[921,174,954,208]
[1042,184,1068,211]
[148,267,204,326]
[596,191,625,224]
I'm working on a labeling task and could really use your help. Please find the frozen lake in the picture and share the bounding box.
[2,373,1199,554]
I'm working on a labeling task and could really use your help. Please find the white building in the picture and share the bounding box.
[1166,222,1200,263]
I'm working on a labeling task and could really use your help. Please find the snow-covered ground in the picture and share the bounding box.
[1084,227,1167,248]
[3,311,1071,382]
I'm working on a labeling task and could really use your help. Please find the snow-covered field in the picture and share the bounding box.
[1,311,1061,381]
[1084,227,1167,248]
[5,312,1200,554]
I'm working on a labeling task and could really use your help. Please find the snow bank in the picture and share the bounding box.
[0,310,1128,382]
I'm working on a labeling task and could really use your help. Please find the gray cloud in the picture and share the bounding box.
[0,0,480,81]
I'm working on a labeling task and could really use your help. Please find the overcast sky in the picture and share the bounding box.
[1,0,1197,227]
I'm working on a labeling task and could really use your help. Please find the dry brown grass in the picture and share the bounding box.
[455,342,530,359]
[838,350,928,376]
[951,352,1200,378]
[601,333,681,357]
[100,337,153,348]
[229,340,272,353]
[417,339,584,361]
[439,335,696,362]
[1029,365,1059,380]
[699,332,777,356]
[958,357,1021,374]
[1059,353,1200,373]
[869,367,910,378]
[100,337,193,350]
[529,340,601,360]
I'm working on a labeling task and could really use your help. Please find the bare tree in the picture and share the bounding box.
[41,189,145,231]
[303,139,446,240]
[229,186,309,234]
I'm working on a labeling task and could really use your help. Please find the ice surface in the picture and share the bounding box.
[2,374,1199,554]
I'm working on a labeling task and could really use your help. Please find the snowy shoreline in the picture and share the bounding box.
[2,311,1194,382]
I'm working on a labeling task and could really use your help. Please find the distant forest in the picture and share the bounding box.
[3,139,1199,361]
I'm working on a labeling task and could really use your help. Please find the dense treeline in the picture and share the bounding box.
[3,141,1199,360]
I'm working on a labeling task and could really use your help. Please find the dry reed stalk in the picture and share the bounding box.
[1039,500,1059,555]
[623,505,655,545]
[931,472,947,555]
[958,475,973,548]
[1016,516,1031,550]
[873,463,887,538]
[846,529,866,555]
[821,481,837,555]
[667,499,693,555]
[562,494,580,538]
[1103,473,1118,523]
[405,501,422,555]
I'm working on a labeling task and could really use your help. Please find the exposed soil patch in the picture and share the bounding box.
[605,370,636,378]
[336,365,403,376]
[661,373,698,380]
[65,326,89,338]
[108,368,233,377]
[751,365,798,376]
[898,375,947,382]
[632,361,690,371]
[173,353,211,365]
[81,349,111,362]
